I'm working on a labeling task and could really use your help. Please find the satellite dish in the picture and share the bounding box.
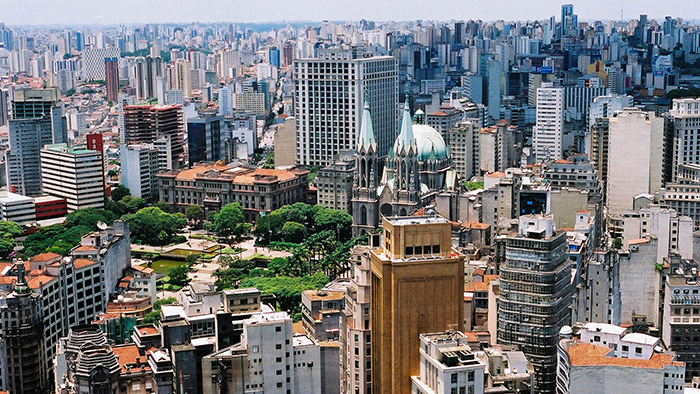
[97,221,108,230]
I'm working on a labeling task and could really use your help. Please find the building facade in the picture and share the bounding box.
[41,143,105,211]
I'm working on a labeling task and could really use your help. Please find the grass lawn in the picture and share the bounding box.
[150,259,187,275]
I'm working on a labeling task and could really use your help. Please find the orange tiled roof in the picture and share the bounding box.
[486,171,505,178]
[628,238,651,245]
[130,265,154,274]
[112,344,145,372]
[30,252,61,262]
[473,282,490,292]
[74,245,98,252]
[136,326,159,336]
[27,275,57,289]
[553,159,573,164]
[568,343,680,369]
[74,258,97,269]
[461,222,490,230]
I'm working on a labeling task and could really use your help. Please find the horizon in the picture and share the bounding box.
[3,0,700,27]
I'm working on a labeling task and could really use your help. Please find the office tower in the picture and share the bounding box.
[533,84,564,161]
[0,88,7,127]
[41,143,105,212]
[667,98,700,182]
[606,108,663,216]
[82,47,120,81]
[187,114,223,164]
[498,215,574,394]
[105,57,119,103]
[0,264,47,393]
[233,90,267,116]
[371,216,465,394]
[662,256,700,382]
[410,332,486,394]
[562,85,610,123]
[174,58,191,97]
[561,4,576,37]
[269,46,281,68]
[637,15,648,41]
[294,48,398,166]
[282,42,294,67]
[6,88,67,196]
[122,104,185,169]
[487,59,503,121]
[218,86,232,117]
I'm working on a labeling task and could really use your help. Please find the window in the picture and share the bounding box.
[622,345,629,351]
[276,344,282,350]
[468,371,474,381]
[635,347,642,354]
[451,373,458,383]
[276,326,282,332]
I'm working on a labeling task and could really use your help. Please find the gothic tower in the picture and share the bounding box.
[352,100,380,236]
[386,97,420,216]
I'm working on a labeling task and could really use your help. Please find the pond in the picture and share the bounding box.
[149,259,187,275]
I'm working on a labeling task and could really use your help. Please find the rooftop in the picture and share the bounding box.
[303,290,345,302]
[567,343,681,369]
[385,215,450,226]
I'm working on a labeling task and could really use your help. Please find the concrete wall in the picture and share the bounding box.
[618,238,661,327]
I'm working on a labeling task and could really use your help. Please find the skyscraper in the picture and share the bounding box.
[83,47,120,81]
[174,58,192,97]
[0,88,7,127]
[105,57,119,103]
[41,143,105,212]
[533,84,564,161]
[0,264,47,393]
[187,113,223,164]
[294,48,398,166]
[561,4,576,37]
[269,46,280,68]
[371,216,465,394]
[668,98,700,182]
[498,215,574,394]
[6,88,67,196]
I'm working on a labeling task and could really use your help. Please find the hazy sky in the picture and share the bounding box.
[2,0,700,26]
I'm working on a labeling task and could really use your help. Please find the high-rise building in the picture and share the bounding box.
[294,48,398,166]
[371,216,465,394]
[410,332,486,394]
[187,114,223,164]
[449,120,481,180]
[174,59,192,97]
[0,264,47,394]
[269,46,281,68]
[6,88,67,196]
[105,57,119,103]
[667,98,700,182]
[82,47,120,81]
[41,143,105,212]
[122,104,185,169]
[561,4,577,38]
[120,144,161,200]
[588,94,633,129]
[0,88,7,127]
[606,108,664,216]
[533,84,564,161]
[498,215,574,394]
[218,86,233,117]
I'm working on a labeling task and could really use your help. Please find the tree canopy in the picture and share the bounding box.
[210,203,250,241]
[122,207,187,246]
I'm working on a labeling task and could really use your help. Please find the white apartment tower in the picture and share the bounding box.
[668,98,700,182]
[606,108,664,216]
[533,84,564,161]
[40,143,105,211]
[294,48,398,167]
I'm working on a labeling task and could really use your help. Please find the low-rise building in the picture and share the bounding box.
[157,164,309,222]
[301,289,345,342]
[557,323,685,394]
[0,191,36,224]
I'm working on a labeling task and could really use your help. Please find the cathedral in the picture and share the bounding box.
[352,98,459,236]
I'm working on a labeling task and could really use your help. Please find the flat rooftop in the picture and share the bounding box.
[385,215,450,226]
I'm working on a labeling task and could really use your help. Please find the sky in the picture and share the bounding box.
[2,0,700,26]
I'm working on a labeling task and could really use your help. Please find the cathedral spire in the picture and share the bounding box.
[358,95,376,147]
[397,94,414,148]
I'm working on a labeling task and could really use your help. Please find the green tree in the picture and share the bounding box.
[313,206,353,241]
[65,208,117,230]
[154,202,174,213]
[212,203,247,241]
[612,237,623,250]
[141,311,161,325]
[240,272,329,315]
[0,222,23,238]
[122,207,187,246]
[185,205,204,223]
[168,265,190,286]
[263,152,275,169]
[281,221,307,243]
[111,185,131,202]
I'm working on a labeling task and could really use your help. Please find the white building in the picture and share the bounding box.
[0,191,36,224]
[588,94,633,129]
[40,143,104,212]
[411,331,486,394]
[120,143,160,200]
[294,48,398,166]
[201,311,322,394]
[557,324,685,394]
[668,98,700,181]
[533,84,564,161]
[606,108,664,216]
[218,86,233,117]
[622,205,693,262]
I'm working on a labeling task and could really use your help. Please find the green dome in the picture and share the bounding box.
[412,124,449,161]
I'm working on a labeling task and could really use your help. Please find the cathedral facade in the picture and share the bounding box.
[352,98,459,236]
